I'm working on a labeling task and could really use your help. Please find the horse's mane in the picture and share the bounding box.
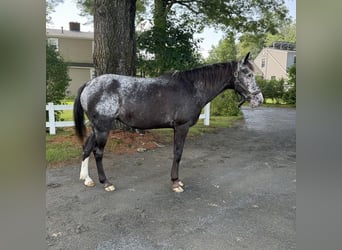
[168,61,238,89]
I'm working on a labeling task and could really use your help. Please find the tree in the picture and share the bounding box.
[77,0,290,74]
[206,33,237,64]
[76,0,147,18]
[264,20,296,46]
[92,0,137,131]
[151,0,289,42]
[283,63,296,105]
[46,44,70,120]
[46,0,64,24]
[137,17,201,76]
[236,33,265,59]
[93,0,136,76]
[237,19,296,59]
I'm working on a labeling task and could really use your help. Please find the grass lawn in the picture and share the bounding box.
[59,100,74,121]
[262,98,296,108]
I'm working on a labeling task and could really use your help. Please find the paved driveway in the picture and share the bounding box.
[47,107,296,249]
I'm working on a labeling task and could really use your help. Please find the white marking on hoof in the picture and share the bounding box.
[172,180,185,193]
[172,186,184,193]
[104,184,115,192]
[84,177,95,187]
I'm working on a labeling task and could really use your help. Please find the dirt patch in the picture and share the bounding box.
[47,128,168,168]
[105,130,165,155]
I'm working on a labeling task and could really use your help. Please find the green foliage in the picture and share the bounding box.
[211,91,242,116]
[46,0,64,23]
[237,33,265,59]
[75,0,147,22]
[282,64,296,105]
[137,19,201,76]
[256,76,286,104]
[199,0,289,34]
[264,20,296,46]
[237,19,296,59]
[46,43,70,120]
[208,19,296,62]
[206,33,237,64]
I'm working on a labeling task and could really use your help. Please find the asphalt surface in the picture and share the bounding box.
[46,106,296,249]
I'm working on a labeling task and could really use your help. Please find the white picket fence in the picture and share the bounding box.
[46,102,210,135]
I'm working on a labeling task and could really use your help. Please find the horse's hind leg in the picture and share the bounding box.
[93,129,115,191]
[80,131,96,187]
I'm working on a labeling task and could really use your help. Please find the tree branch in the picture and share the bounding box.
[173,1,200,14]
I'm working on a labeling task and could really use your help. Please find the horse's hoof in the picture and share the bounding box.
[172,186,184,193]
[84,179,95,187]
[172,180,184,193]
[104,184,115,192]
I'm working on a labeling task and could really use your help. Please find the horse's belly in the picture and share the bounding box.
[119,111,174,129]
[119,106,199,129]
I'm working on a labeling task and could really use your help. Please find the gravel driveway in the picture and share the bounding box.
[47,106,296,250]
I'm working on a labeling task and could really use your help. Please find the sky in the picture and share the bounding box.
[47,0,296,58]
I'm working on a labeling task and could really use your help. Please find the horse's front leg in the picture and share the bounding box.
[171,124,189,192]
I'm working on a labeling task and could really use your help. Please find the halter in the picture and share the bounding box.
[233,64,261,108]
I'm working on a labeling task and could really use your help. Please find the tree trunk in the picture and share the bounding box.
[94,0,136,76]
[153,0,169,74]
[94,0,137,131]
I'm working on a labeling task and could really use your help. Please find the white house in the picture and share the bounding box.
[254,41,296,81]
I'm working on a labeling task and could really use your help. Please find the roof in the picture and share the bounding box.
[46,28,93,40]
[268,41,296,51]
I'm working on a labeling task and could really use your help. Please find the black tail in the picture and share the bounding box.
[73,83,87,141]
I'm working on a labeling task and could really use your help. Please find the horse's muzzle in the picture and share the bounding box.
[238,90,263,108]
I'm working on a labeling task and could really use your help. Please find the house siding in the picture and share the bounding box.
[47,28,94,96]
[58,38,93,64]
[67,67,93,96]
[254,47,296,81]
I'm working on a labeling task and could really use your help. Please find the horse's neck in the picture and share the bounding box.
[194,76,234,106]
[202,84,231,105]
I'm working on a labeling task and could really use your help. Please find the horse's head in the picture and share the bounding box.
[234,52,264,108]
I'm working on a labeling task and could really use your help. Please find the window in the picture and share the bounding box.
[90,68,96,79]
[261,58,266,68]
[293,55,296,64]
[47,38,59,51]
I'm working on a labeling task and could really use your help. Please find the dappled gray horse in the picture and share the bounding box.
[73,53,263,192]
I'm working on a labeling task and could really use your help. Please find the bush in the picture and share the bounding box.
[211,90,241,116]
[46,44,70,120]
[282,64,296,105]
[256,76,285,104]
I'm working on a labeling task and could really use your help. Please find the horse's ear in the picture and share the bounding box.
[243,52,250,64]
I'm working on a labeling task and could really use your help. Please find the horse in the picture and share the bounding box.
[73,52,263,192]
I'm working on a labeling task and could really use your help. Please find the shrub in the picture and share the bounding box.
[46,43,70,120]
[282,64,296,105]
[256,76,286,104]
[211,90,241,116]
